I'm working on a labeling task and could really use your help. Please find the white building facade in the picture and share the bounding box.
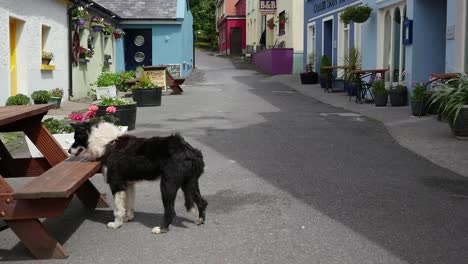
[0,0,70,105]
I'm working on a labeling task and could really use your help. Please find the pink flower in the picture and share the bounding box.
[89,105,99,112]
[85,110,95,119]
[106,106,117,113]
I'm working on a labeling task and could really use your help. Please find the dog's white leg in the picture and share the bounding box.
[124,183,135,222]
[107,191,126,229]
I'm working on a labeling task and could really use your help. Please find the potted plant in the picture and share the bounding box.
[410,82,428,116]
[102,21,113,36]
[340,5,373,25]
[116,70,136,92]
[343,48,362,96]
[428,74,468,139]
[319,54,332,90]
[424,89,440,115]
[26,117,75,157]
[5,94,30,106]
[90,16,104,32]
[42,51,54,65]
[389,84,408,106]
[71,6,87,27]
[48,88,64,109]
[95,72,119,99]
[131,72,163,107]
[113,28,125,39]
[78,46,93,62]
[300,53,318,84]
[31,90,51,104]
[96,97,137,130]
[372,79,388,107]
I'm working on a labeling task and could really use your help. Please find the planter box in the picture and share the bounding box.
[96,104,137,131]
[374,94,388,107]
[389,93,407,106]
[411,100,427,116]
[252,48,293,75]
[96,85,117,99]
[132,88,162,107]
[26,126,129,157]
[48,97,62,109]
[451,105,468,140]
[300,72,318,84]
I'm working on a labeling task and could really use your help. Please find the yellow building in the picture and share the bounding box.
[246,0,303,74]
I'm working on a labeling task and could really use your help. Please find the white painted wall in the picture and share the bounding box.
[275,0,303,52]
[0,0,69,105]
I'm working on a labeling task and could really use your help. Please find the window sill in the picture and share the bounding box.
[41,64,55,71]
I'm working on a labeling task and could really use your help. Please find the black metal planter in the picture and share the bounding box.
[374,93,388,107]
[96,104,137,131]
[300,72,318,84]
[410,100,427,116]
[132,88,162,107]
[450,106,468,139]
[389,93,407,106]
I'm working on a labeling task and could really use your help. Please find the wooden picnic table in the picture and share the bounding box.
[0,105,108,259]
[350,69,389,103]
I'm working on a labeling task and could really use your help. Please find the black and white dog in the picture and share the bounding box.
[69,122,207,234]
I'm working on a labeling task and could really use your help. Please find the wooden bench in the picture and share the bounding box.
[14,155,101,200]
[0,105,108,259]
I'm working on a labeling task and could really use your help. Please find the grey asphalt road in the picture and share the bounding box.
[2,51,468,264]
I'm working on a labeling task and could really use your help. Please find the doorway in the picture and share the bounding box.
[230,27,242,55]
[9,18,17,96]
[124,29,153,71]
[323,18,333,63]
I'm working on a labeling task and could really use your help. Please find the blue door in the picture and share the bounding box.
[124,29,152,71]
[323,20,333,62]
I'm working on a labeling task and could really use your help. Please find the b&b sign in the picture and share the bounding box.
[259,0,276,15]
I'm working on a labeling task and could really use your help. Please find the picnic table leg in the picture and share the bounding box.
[75,180,109,208]
[6,219,68,259]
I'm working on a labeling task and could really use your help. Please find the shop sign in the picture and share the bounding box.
[313,0,347,14]
[259,0,276,15]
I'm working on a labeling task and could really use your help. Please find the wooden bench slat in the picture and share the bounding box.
[13,156,101,199]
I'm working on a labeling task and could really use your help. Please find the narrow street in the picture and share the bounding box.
[2,50,468,263]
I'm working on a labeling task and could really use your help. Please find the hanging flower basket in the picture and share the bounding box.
[340,5,373,25]
[267,20,276,30]
[90,16,104,32]
[113,28,125,39]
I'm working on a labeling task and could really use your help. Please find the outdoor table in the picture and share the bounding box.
[0,105,108,259]
[350,69,389,103]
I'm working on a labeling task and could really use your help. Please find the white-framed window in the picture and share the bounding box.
[307,22,316,70]
[379,2,406,83]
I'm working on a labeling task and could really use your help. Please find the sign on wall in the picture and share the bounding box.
[313,0,348,14]
[166,64,181,78]
[259,0,276,15]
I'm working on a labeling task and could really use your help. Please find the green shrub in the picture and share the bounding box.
[372,80,387,95]
[116,70,135,92]
[411,84,426,101]
[319,55,332,76]
[5,94,30,106]
[95,72,120,87]
[42,118,74,134]
[31,90,51,103]
[98,97,135,106]
[131,72,159,89]
[49,88,64,97]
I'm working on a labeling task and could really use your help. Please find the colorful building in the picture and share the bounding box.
[303,0,362,74]
[0,0,70,105]
[361,0,468,89]
[96,0,194,78]
[248,0,304,74]
[216,0,246,54]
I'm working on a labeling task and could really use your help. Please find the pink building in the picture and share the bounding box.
[216,0,246,55]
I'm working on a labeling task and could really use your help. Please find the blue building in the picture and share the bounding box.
[95,0,194,78]
[361,0,467,89]
[303,0,362,73]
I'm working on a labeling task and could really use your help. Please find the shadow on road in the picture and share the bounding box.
[197,74,468,263]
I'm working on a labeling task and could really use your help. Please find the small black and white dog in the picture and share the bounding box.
[69,122,207,234]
